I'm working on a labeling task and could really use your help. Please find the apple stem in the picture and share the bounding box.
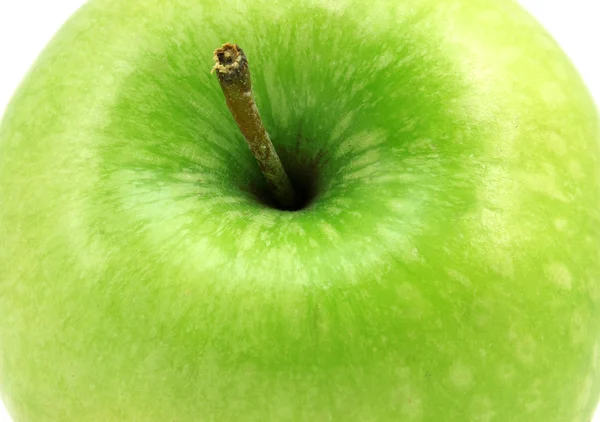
[212,43,297,210]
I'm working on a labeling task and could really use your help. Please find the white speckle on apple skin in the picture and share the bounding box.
[448,361,473,389]
[514,335,537,366]
[497,364,518,384]
[553,218,569,231]
[445,268,472,288]
[236,216,266,251]
[541,82,567,105]
[577,376,594,416]
[547,131,568,156]
[522,379,544,413]
[330,111,356,142]
[545,262,573,290]
[568,160,586,180]
[319,222,341,244]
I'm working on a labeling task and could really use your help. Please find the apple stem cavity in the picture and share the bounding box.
[212,43,298,210]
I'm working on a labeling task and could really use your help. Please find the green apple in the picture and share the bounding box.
[1,0,600,421]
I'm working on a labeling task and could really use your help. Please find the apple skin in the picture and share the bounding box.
[1,0,600,420]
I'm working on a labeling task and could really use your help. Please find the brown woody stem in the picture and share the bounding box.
[212,43,297,210]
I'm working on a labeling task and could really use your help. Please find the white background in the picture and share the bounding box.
[0,0,599,421]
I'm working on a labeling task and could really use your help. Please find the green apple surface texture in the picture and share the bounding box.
[1,0,599,420]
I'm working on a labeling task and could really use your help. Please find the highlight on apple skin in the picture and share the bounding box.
[1,0,599,421]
